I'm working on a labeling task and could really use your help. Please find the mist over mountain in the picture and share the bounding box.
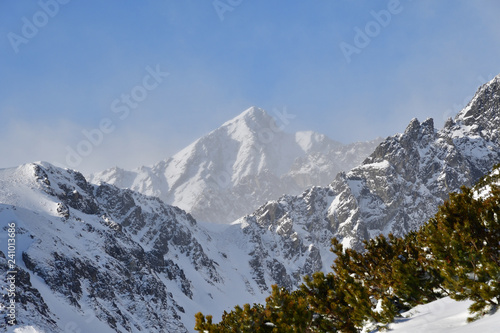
[90,107,382,224]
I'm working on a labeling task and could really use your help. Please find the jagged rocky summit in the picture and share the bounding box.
[240,74,500,251]
[90,107,382,224]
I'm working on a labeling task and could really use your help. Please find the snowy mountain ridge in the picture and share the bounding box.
[0,162,333,332]
[90,106,382,224]
[238,73,500,251]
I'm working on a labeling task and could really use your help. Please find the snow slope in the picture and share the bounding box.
[363,297,500,333]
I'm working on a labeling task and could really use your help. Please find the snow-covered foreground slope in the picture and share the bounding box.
[364,297,500,333]
[0,162,333,332]
[90,107,381,224]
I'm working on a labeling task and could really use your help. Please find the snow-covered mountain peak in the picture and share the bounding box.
[91,107,381,223]
[421,117,434,131]
[0,162,84,207]
[404,117,420,134]
[215,106,288,149]
[456,73,500,135]
[400,117,434,140]
[221,106,272,130]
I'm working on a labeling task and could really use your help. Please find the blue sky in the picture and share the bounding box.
[1,0,500,174]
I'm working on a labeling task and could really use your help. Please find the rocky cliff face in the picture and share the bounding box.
[0,162,335,332]
[241,75,500,251]
[1,163,214,331]
[90,107,381,224]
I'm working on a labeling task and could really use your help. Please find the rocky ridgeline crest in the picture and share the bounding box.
[240,74,500,251]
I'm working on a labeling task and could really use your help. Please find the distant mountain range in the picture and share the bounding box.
[1,74,499,332]
[89,107,382,224]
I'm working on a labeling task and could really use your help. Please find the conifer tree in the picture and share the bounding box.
[301,271,359,332]
[419,185,500,320]
[391,231,444,306]
[263,285,311,332]
[195,286,311,332]
[329,238,380,328]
